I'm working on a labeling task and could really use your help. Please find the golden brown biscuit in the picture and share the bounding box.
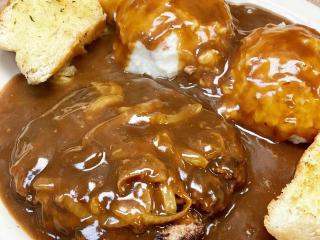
[220,24,320,143]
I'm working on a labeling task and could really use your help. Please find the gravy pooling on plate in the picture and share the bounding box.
[0,4,306,240]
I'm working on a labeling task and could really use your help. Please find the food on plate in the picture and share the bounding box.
[9,77,246,237]
[100,0,234,86]
[265,134,320,240]
[220,24,320,143]
[1,2,320,240]
[0,0,106,84]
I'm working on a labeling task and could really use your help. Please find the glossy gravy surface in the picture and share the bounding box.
[110,0,233,84]
[0,5,305,240]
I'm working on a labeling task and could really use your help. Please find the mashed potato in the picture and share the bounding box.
[220,24,320,143]
[101,0,234,86]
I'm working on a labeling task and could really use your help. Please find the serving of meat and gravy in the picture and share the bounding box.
[0,0,319,240]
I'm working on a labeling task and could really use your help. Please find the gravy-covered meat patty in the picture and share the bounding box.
[10,77,246,238]
[220,24,320,143]
[100,0,234,86]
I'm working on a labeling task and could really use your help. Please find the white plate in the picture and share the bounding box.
[0,1,319,239]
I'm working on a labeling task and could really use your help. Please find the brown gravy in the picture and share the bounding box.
[0,4,306,240]
[110,0,233,86]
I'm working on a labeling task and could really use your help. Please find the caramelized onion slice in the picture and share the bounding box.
[149,103,202,125]
[152,131,185,168]
[111,200,145,228]
[91,82,123,96]
[36,192,83,232]
[85,95,124,117]
[134,183,152,213]
[118,106,131,113]
[179,148,209,168]
[113,194,192,228]
[53,65,77,85]
[85,81,124,119]
[83,99,165,145]
[141,196,191,226]
[55,195,93,221]
[89,196,101,215]
[117,154,168,194]
[102,184,152,229]
[153,131,175,154]
[159,184,177,214]
[33,177,57,192]
[187,130,226,160]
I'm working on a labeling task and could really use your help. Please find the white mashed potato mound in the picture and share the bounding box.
[125,33,179,79]
[107,0,234,86]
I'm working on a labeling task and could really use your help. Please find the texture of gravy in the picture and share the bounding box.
[0,5,305,240]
